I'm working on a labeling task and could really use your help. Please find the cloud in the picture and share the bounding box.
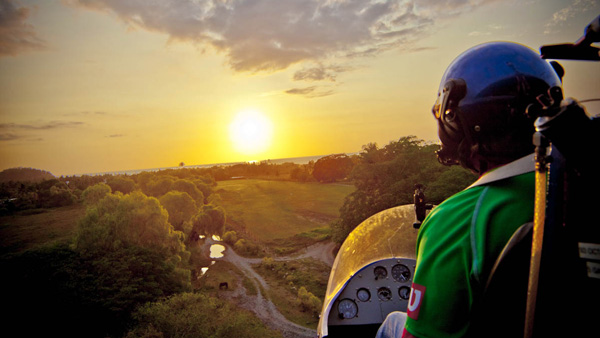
[63,111,108,116]
[0,120,85,141]
[293,64,353,82]
[0,0,46,56]
[285,85,335,98]
[545,0,598,34]
[0,120,84,130]
[68,0,498,75]
[0,132,19,141]
[106,133,124,138]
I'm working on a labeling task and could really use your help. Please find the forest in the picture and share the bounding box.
[0,135,476,338]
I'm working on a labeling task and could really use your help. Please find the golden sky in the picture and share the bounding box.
[0,0,598,176]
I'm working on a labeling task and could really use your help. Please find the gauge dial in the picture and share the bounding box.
[399,286,411,300]
[338,299,358,319]
[377,287,392,301]
[392,264,411,282]
[357,288,371,302]
[374,266,388,280]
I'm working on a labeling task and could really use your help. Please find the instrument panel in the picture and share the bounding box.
[328,258,416,326]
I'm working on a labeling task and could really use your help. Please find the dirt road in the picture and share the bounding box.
[205,239,336,338]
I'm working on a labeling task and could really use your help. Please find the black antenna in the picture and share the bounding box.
[540,15,600,60]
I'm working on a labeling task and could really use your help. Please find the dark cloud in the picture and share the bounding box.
[0,0,46,56]
[106,134,124,138]
[68,0,497,75]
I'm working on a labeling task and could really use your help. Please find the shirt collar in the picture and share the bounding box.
[467,153,535,189]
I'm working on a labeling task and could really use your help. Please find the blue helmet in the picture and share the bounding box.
[432,41,563,173]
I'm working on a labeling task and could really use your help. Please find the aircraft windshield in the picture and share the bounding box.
[325,204,420,298]
[319,204,422,337]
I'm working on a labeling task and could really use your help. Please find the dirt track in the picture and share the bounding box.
[205,238,336,338]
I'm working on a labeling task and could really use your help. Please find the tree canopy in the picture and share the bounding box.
[191,204,226,238]
[75,191,190,270]
[332,136,476,244]
[312,154,354,182]
[159,191,197,233]
[82,182,111,206]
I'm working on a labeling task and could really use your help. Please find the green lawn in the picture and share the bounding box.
[217,179,354,241]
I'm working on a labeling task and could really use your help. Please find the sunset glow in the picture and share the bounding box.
[229,110,273,156]
[0,1,598,176]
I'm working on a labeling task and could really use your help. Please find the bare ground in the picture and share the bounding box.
[203,238,336,338]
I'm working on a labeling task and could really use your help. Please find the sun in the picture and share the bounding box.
[229,110,273,156]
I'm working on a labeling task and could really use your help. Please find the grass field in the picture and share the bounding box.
[216,179,354,241]
[0,205,85,257]
[0,179,353,256]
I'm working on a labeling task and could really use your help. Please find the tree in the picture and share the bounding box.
[44,184,76,207]
[312,154,354,182]
[192,179,213,202]
[172,179,204,205]
[2,241,191,338]
[159,191,197,233]
[290,166,311,182]
[332,136,476,244]
[82,183,111,206]
[427,166,476,202]
[107,175,136,194]
[75,191,190,275]
[74,189,194,333]
[190,204,226,238]
[144,176,175,197]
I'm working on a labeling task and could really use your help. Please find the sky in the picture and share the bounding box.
[0,0,598,176]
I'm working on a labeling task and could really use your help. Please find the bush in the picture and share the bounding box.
[234,238,260,256]
[297,286,322,316]
[127,292,281,338]
[261,256,275,269]
[222,230,238,245]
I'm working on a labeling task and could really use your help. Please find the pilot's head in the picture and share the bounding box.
[432,42,563,174]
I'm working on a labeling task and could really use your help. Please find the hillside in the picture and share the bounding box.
[0,167,55,183]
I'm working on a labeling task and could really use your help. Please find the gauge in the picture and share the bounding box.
[338,299,358,319]
[374,266,388,280]
[399,286,411,300]
[356,288,371,302]
[377,287,392,301]
[392,264,411,282]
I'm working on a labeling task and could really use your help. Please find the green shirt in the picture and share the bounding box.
[404,155,535,338]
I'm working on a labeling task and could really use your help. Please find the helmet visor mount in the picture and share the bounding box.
[431,42,563,173]
[433,78,467,166]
